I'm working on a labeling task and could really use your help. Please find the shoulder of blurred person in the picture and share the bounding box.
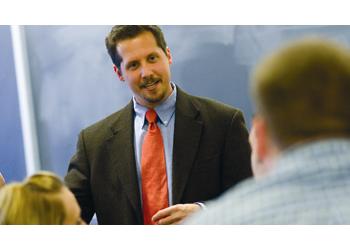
[185,138,350,224]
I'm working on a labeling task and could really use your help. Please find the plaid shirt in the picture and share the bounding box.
[185,139,350,224]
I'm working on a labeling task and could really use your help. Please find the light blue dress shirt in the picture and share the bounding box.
[133,84,177,206]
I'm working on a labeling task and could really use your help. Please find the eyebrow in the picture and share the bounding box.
[124,60,138,69]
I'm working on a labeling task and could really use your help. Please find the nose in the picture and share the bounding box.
[140,64,153,79]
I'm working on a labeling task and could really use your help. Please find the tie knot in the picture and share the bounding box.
[145,109,157,123]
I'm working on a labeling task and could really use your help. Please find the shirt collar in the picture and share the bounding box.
[133,83,177,127]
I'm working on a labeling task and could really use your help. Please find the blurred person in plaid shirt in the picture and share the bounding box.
[185,38,350,224]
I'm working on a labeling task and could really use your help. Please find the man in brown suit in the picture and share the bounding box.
[65,25,252,225]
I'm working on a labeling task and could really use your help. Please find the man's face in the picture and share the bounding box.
[116,32,173,108]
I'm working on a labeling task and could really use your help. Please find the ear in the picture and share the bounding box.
[252,116,269,164]
[113,65,124,81]
[250,115,280,178]
[166,47,172,65]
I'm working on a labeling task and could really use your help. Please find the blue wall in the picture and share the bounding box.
[3,26,350,181]
[0,26,26,182]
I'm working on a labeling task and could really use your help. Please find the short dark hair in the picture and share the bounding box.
[105,25,167,70]
[252,38,350,148]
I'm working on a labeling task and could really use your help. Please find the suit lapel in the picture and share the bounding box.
[172,87,203,204]
[106,101,142,223]
[103,87,203,217]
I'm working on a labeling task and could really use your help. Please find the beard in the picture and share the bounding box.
[143,90,167,104]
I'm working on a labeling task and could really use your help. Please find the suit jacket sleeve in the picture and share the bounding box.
[65,130,95,224]
[221,109,252,192]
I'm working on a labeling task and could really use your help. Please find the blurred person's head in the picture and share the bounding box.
[105,25,173,109]
[250,38,350,178]
[0,171,83,225]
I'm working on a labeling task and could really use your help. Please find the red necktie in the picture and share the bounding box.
[141,109,169,225]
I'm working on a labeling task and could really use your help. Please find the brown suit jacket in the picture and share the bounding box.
[65,87,252,224]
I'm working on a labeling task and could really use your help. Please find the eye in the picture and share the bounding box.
[148,54,158,62]
[127,61,139,70]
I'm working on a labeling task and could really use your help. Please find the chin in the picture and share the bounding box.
[145,93,166,103]
[145,98,163,106]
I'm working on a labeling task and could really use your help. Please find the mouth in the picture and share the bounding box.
[142,79,161,90]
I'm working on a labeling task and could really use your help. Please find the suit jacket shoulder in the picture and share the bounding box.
[189,92,243,118]
[81,101,133,144]
[172,87,252,204]
[176,87,246,138]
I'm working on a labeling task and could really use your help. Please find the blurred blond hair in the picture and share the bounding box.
[0,171,67,224]
[0,173,5,187]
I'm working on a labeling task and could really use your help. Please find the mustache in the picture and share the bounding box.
[140,77,161,88]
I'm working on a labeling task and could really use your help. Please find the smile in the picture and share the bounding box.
[143,79,161,90]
